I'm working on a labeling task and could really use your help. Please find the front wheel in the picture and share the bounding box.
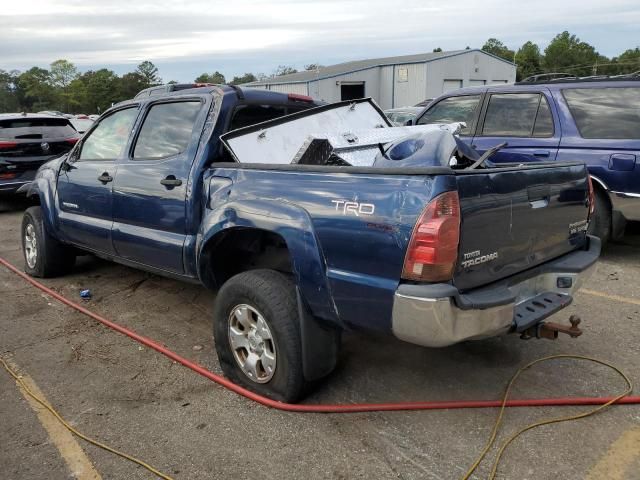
[21,206,75,278]
[213,269,308,402]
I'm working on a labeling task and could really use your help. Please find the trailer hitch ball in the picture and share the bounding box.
[523,315,583,340]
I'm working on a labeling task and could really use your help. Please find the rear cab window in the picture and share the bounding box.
[416,95,481,135]
[562,87,640,139]
[0,117,77,140]
[480,93,554,137]
[229,104,309,131]
[133,101,203,159]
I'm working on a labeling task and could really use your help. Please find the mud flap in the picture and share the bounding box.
[296,289,341,381]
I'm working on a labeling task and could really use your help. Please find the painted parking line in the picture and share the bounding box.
[585,427,640,480]
[579,288,640,307]
[4,357,102,480]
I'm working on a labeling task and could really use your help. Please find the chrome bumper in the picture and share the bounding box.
[392,238,600,348]
[609,191,640,222]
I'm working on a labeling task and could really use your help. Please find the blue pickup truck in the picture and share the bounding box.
[414,76,640,244]
[20,86,599,401]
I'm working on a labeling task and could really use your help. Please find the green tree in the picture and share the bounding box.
[80,69,120,113]
[194,71,225,83]
[118,72,148,100]
[543,31,599,76]
[514,41,542,80]
[17,67,55,111]
[482,38,515,62]
[615,48,640,74]
[304,64,323,71]
[230,73,257,85]
[273,65,298,76]
[432,47,443,52]
[50,59,79,111]
[0,69,20,112]
[136,61,161,86]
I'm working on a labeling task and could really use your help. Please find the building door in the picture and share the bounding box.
[341,83,365,101]
[443,79,463,93]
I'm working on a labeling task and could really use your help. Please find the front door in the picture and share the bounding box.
[471,91,560,163]
[56,107,139,253]
[111,99,205,274]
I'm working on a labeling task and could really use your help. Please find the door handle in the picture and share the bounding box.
[160,175,182,187]
[533,150,550,157]
[97,172,113,183]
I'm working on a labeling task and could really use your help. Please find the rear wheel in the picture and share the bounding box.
[587,189,611,246]
[213,269,308,402]
[21,206,75,277]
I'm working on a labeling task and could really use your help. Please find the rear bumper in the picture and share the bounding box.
[609,191,640,222]
[392,236,600,347]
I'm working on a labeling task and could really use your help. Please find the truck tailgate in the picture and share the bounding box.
[453,163,590,291]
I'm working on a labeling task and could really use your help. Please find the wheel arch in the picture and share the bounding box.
[198,200,340,326]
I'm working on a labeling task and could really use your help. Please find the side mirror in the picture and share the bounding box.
[404,119,415,126]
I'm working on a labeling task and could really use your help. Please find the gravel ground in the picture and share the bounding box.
[1,198,639,480]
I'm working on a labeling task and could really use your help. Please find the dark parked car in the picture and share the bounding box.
[0,113,80,195]
[414,74,640,243]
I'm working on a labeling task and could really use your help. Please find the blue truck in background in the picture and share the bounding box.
[19,86,599,402]
[414,76,640,244]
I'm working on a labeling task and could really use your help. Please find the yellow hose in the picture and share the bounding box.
[1,356,174,480]
[461,354,633,480]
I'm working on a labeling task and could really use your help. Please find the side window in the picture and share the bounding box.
[481,93,554,137]
[563,87,640,139]
[416,95,481,135]
[229,104,290,130]
[79,108,138,160]
[133,101,202,160]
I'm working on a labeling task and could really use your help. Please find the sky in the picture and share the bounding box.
[1,0,639,83]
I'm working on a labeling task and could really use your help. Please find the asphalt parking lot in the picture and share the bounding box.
[1,199,640,480]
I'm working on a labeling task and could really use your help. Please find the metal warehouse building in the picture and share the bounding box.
[243,49,516,109]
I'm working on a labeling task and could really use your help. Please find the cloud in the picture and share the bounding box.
[1,0,639,81]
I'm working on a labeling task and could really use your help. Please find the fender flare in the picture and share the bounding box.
[198,199,340,326]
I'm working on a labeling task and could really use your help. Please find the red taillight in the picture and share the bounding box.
[0,173,17,179]
[66,138,79,145]
[587,175,595,217]
[0,141,18,150]
[288,93,313,103]
[402,191,461,282]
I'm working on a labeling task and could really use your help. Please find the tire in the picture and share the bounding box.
[587,189,611,246]
[213,269,308,402]
[21,206,75,278]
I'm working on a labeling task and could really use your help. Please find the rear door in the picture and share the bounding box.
[57,106,139,253]
[554,85,640,200]
[111,98,206,273]
[471,90,561,162]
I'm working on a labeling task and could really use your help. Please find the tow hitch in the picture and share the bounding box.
[521,315,583,340]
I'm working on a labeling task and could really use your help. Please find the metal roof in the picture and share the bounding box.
[244,49,515,86]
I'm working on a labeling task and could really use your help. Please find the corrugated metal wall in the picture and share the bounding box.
[424,51,516,99]
[243,52,516,109]
[392,63,427,108]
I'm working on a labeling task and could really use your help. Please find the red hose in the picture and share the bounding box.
[2,256,639,413]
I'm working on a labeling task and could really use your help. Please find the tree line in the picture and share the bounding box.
[479,31,640,80]
[1,31,638,114]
